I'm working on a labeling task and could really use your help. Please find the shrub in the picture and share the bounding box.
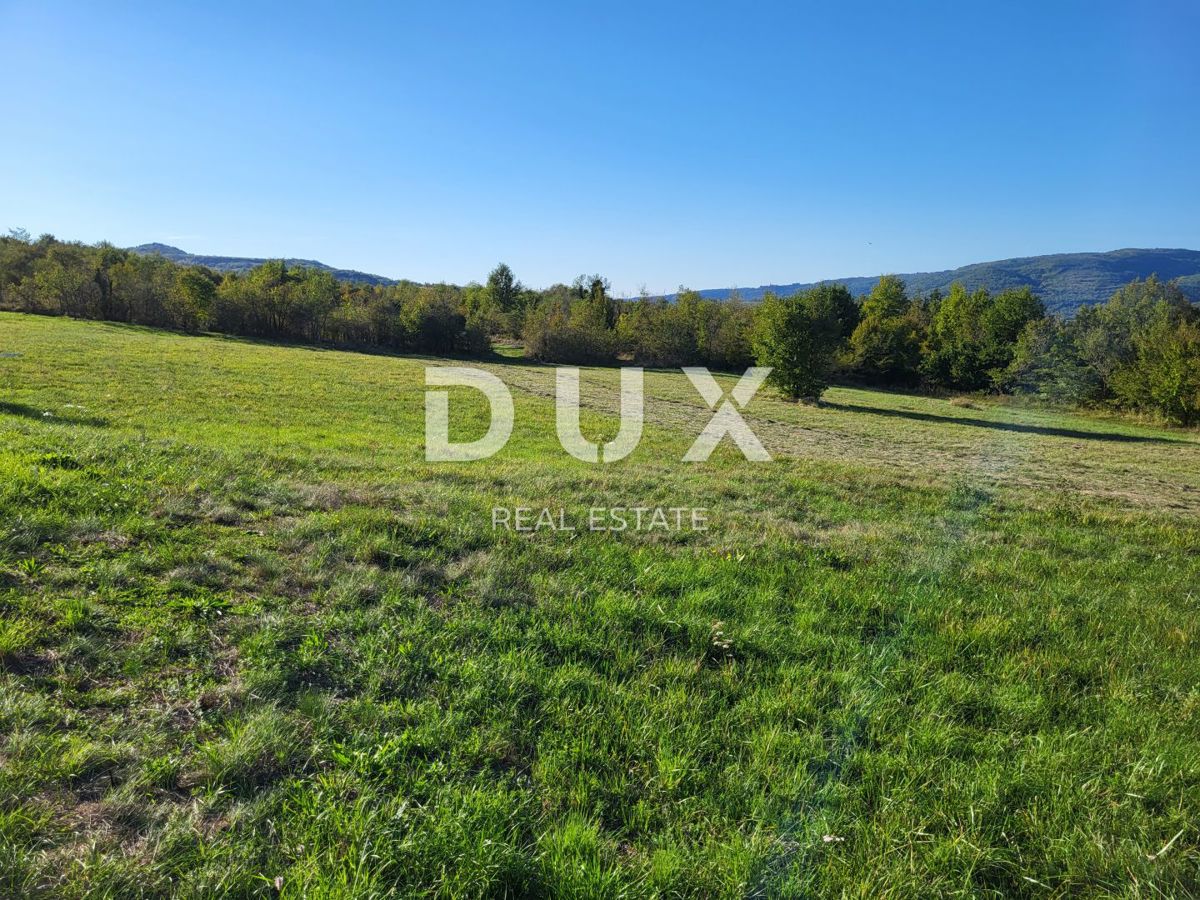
[617,300,696,367]
[523,301,617,364]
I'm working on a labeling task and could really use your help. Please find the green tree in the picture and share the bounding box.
[804,283,860,343]
[859,274,908,319]
[1133,320,1200,424]
[922,283,990,389]
[922,284,1043,390]
[848,308,925,384]
[980,287,1045,375]
[168,267,217,332]
[1003,317,1102,403]
[485,263,521,313]
[617,297,696,367]
[751,289,841,401]
[31,244,99,317]
[848,277,924,383]
[1109,305,1200,424]
[573,274,618,330]
[1070,276,1193,392]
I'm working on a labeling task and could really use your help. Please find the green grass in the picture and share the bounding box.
[1,311,1198,897]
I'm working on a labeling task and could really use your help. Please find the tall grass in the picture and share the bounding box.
[0,312,1197,896]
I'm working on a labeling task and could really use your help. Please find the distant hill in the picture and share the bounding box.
[684,248,1200,315]
[131,244,1200,313]
[129,243,397,286]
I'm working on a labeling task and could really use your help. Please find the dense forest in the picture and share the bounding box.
[2,231,1198,424]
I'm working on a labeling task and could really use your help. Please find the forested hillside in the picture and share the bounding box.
[688,248,1200,314]
[130,243,397,286]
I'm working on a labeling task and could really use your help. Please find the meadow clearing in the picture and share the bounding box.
[1,311,1198,897]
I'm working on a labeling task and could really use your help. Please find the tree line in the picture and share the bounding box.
[516,268,1199,425]
[3,231,1198,424]
[0,232,489,355]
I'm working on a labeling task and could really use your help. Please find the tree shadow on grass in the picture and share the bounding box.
[0,401,109,428]
[819,401,1186,444]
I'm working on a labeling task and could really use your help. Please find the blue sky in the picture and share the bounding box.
[2,1,1197,295]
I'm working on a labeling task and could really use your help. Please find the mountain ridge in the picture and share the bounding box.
[681,248,1200,314]
[129,243,398,286]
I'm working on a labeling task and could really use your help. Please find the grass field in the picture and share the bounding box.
[1,311,1198,897]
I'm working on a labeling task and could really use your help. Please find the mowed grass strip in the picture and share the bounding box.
[0,312,1198,897]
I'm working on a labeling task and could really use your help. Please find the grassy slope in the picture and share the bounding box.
[1,312,1198,897]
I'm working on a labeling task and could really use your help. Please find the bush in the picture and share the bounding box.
[617,300,696,367]
[523,300,617,364]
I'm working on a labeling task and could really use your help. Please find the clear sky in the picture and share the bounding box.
[2,1,1198,295]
